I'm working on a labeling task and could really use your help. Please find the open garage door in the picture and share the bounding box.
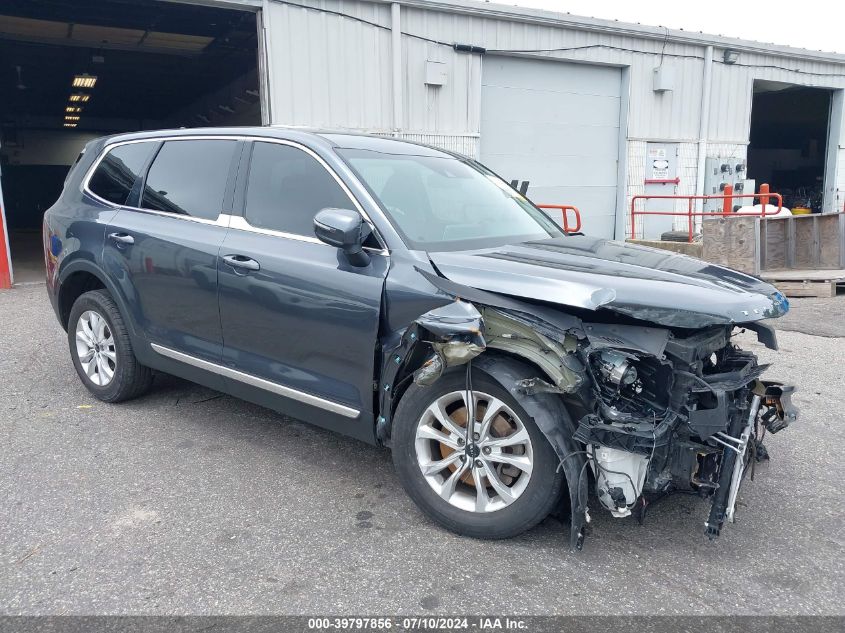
[748,81,833,213]
[0,0,262,286]
[480,56,623,239]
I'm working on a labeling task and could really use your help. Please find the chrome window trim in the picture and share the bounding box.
[81,134,390,254]
[227,215,321,245]
[226,215,386,254]
[81,136,243,221]
[150,343,360,419]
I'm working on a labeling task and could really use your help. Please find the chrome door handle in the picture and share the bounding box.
[222,254,260,272]
[108,232,134,245]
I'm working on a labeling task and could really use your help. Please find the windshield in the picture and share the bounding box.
[338,148,564,251]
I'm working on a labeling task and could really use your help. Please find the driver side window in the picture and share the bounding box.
[244,142,353,237]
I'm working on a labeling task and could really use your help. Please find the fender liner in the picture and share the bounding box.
[473,355,589,551]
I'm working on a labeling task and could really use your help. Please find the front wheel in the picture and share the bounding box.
[392,368,565,539]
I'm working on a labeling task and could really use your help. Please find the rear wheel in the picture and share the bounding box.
[68,290,152,402]
[392,368,565,539]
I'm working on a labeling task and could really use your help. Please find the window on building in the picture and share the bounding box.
[141,140,236,220]
[244,142,352,236]
[88,142,156,205]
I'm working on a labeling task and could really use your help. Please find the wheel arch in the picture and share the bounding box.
[388,350,590,550]
[471,354,590,550]
[57,260,138,341]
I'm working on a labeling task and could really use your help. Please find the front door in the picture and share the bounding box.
[217,140,387,441]
[103,138,240,363]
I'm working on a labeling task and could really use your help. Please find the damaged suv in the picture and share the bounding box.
[45,128,798,548]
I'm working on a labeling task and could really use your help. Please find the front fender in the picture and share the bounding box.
[473,355,590,551]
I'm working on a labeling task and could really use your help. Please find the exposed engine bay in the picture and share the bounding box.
[378,269,799,550]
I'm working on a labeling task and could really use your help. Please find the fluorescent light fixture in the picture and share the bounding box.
[72,74,97,88]
[63,123,77,128]
[69,94,90,102]
[65,106,82,113]
[65,115,80,121]
[723,49,740,64]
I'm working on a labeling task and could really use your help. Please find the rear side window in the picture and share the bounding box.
[87,143,155,205]
[141,140,236,220]
[244,142,352,236]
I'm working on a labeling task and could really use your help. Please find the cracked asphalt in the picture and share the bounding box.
[1,285,843,615]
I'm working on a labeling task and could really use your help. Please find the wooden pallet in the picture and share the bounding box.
[761,269,845,298]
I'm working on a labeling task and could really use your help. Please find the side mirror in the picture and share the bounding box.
[314,208,372,267]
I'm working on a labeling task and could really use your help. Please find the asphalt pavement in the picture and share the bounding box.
[1,285,843,615]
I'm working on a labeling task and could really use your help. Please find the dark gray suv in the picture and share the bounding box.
[45,127,798,549]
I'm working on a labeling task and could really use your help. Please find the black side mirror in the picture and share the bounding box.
[314,208,372,267]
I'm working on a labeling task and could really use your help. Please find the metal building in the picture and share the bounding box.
[259,0,845,240]
[2,0,845,286]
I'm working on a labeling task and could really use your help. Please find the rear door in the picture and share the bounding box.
[102,138,241,365]
[217,140,388,441]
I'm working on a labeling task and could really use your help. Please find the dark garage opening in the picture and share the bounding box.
[0,0,261,283]
[748,81,832,214]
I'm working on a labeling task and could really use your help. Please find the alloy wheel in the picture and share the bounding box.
[414,390,533,513]
[75,310,117,387]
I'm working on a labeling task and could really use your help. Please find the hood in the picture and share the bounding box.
[427,236,789,329]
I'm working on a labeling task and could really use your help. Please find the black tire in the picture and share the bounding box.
[67,289,153,403]
[392,367,565,539]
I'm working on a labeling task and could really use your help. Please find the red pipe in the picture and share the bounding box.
[722,184,734,216]
[628,192,783,242]
[537,204,582,233]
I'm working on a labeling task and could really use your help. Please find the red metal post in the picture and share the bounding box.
[722,184,734,215]
[0,205,11,290]
[631,199,637,239]
[687,197,694,243]
[759,182,770,208]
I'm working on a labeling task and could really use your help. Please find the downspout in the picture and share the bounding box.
[695,45,714,219]
[259,0,274,125]
[391,3,403,136]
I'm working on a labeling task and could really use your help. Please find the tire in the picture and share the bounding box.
[392,367,565,539]
[68,289,153,403]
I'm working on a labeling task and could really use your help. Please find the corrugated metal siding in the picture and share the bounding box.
[266,0,394,130]
[267,1,845,142]
[400,5,709,140]
[372,130,479,156]
[265,0,845,222]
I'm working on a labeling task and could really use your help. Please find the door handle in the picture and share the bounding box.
[108,232,134,245]
[222,254,260,272]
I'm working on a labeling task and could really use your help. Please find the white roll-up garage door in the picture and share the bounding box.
[480,56,623,239]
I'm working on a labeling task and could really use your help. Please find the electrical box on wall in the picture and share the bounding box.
[652,66,675,92]
[703,157,749,212]
[424,60,447,86]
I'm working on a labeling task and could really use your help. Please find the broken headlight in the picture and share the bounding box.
[587,350,672,422]
[595,350,638,388]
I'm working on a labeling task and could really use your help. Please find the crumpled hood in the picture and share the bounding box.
[428,236,789,328]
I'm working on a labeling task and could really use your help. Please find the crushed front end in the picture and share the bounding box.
[380,267,799,549]
[572,323,799,540]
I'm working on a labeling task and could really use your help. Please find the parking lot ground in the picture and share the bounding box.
[1,285,843,615]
